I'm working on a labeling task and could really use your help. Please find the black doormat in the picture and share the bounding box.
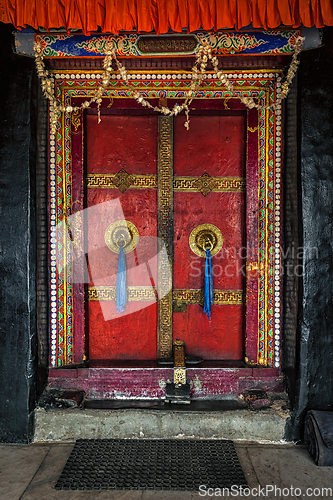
[55,439,247,491]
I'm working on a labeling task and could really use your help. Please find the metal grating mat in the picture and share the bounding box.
[55,439,247,491]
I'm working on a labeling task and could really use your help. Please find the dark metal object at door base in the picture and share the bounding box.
[165,383,191,404]
[185,355,203,365]
[157,357,174,366]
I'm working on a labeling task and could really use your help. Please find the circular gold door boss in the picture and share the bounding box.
[104,220,139,254]
[189,223,223,258]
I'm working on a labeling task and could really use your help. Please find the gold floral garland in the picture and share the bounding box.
[34,36,303,134]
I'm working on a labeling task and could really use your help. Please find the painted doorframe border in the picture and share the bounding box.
[49,69,283,368]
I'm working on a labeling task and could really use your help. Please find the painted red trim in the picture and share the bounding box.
[70,98,261,366]
[71,98,86,363]
[48,366,283,398]
[245,108,259,364]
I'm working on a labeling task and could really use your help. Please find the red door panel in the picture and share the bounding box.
[172,305,245,360]
[85,109,246,362]
[88,303,158,360]
[174,114,245,177]
[173,114,246,360]
[86,113,158,360]
[87,114,157,175]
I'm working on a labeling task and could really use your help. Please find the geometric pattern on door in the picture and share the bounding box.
[48,69,283,368]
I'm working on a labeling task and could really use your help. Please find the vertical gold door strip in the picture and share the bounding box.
[157,116,173,358]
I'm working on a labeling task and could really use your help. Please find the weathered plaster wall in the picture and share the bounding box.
[0,23,38,442]
[285,27,333,440]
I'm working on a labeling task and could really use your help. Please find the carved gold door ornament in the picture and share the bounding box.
[104,220,139,254]
[189,223,223,258]
[189,224,223,319]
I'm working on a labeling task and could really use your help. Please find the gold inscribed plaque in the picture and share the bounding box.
[137,35,197,54]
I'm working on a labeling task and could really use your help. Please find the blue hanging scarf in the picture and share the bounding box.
[116,246,127,313]
[203,249,214,320]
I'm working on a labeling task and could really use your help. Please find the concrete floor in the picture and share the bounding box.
[1,442,333,500]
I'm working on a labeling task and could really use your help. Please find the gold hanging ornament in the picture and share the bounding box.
[34,35,304,134]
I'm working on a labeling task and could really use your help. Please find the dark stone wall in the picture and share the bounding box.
[35,87,49,375]
[0,23,38,442]
[282,76,299,409]
[285,27,333,440]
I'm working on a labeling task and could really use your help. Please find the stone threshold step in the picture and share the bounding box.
[34,401,290,443]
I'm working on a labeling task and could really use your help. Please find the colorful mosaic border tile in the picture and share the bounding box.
[49,69,282,368]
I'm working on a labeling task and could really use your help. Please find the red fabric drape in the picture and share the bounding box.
[0,0,332,33]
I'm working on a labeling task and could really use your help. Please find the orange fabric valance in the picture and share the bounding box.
[0,0,332,34]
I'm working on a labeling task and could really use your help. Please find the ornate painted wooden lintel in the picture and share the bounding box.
[15,30,301,58]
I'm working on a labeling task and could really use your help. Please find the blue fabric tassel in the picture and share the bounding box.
[203,249,214,320]
[116,246,127,313]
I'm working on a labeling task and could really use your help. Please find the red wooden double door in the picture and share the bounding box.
[85,100,246,362]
